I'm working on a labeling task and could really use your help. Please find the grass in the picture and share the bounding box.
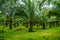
[0,26,60,40]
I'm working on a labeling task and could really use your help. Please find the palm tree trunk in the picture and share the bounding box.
[29,11,33,32]
[49,22,52,28]
[9,17,12,29]
[56,21,59,27]
[37,22,39,28]
[42,22,45,29]
[2,15,6,32]
[26,22,28,28]
[29,21,33,32]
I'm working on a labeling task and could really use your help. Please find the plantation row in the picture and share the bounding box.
[0,0,60,32]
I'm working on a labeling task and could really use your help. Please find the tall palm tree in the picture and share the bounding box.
[15,0,40,32]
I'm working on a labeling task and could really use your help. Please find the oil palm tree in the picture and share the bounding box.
[0,0,18,29]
